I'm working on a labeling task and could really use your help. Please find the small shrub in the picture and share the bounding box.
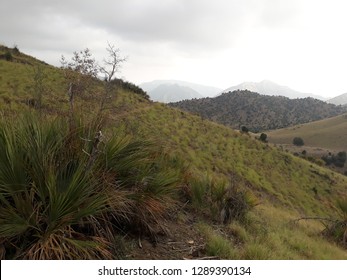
[220,187,259,223]
[293,137,304,146]
[4,51,13,61]
[13,45,20,53]
[241,126,249,133]
[259,133,267,142]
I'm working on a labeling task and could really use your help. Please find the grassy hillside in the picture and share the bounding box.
[0,46,347,259]
[169,90,346,132]
[267,113,347,151]
[265,113,347,175]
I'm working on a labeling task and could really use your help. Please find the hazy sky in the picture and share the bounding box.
[1,0,347,97]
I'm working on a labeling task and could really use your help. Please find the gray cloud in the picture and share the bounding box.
[1,0,300,53]
[1,0,347,96]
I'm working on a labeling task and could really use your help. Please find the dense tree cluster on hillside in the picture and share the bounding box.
[322,151,347,167]
[169,90,347,132]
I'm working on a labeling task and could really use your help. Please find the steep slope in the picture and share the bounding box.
[169,90,346,132]
[222,80,325,100]
[1,46,347,259]
[118,102,347,259]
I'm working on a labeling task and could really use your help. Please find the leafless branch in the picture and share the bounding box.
[99,42,127,82]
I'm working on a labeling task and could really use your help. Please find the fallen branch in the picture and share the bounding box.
[183,256,220,260]
[292,217,339,223]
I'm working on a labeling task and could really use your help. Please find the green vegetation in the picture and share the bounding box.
[259,133,268,143]
[0,113,183,259]
[293,137,304,146]
[267,114,347,151]
[266,114,347,175]
[322,152,347,168]
[169,90,346,132]
[0,45,347,260]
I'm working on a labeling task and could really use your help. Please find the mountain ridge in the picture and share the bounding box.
[169,89,346,132]
[327,92,347,105]
[140,80,222,103]
[145,83,203,103]
[222,80,326,100]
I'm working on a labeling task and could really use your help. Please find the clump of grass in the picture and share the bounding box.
[220,187,259,224]
[227,222,249,243]
[243,242,274,259]
[197,223,237,259]
[188,174,212,208]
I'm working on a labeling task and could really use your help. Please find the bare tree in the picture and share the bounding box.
[99,42,127,82]
[60,44,127,121]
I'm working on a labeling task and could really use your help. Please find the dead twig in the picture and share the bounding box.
[292,217,339,224]
[183,256,220,260]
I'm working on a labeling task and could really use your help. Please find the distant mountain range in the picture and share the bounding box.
[327,93,347,105]
[169,90,346,132]
[143,83,203,103]
[141,79,329,103]
[140,80,222,103]
[222,80,326,100]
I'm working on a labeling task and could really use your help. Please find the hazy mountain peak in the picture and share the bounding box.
[222,80,325,100]
[327,92,347,105]
[140,80,222,103]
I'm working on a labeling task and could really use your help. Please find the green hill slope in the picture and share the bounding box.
[0,46,346,259]
[267,113,347,151]
[169,90,346,132]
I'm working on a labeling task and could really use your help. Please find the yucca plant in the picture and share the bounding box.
[219,175,259,224]
[97,136,182,239]
[322,199,347,247]
[0,113,112,259]
[0,111,185,258]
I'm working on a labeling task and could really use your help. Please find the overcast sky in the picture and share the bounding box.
[1,0,347,97]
